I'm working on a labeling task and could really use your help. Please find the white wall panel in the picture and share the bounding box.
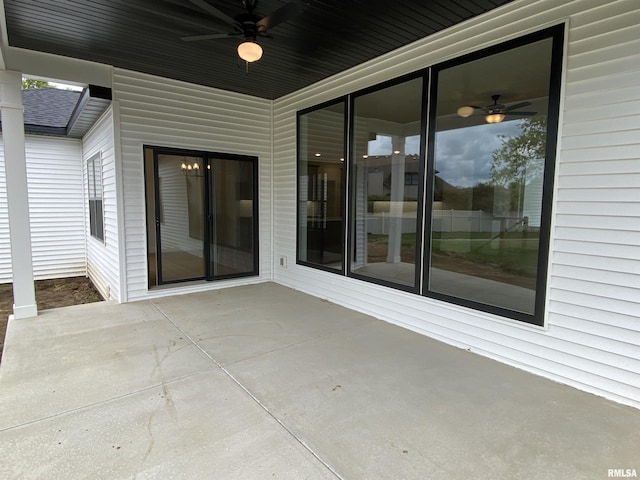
[0,135,85,283]
[0,140,10,281]
[83,106,120,300]
[272,0,640,408]
[114,69,272,301]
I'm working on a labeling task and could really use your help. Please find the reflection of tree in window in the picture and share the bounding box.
[491,116,546,228]
[431,119,544,290]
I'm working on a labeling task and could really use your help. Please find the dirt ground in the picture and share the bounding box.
[0,277,103,363]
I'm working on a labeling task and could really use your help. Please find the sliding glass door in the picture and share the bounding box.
[154,152,206,283]
[209,157,257,277]
[144,146,258,287]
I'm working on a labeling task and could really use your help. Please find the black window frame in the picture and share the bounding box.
[295,96,349,275]
[87,151,104,242]
[423,24,564,326]
[143,145,260,287]
[346,71,429,294]
[294,24,565,326]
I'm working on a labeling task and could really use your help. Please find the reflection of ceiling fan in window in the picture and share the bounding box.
[457,95,537,123]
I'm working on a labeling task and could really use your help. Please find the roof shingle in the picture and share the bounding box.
[22,88,81,128]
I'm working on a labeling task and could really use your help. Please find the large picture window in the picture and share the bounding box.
[297,99,346,271]
[296,25,563,325]
[349,75,425,290]
[425,29,562,319]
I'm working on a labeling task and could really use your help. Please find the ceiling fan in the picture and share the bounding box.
[179,0,302,63]
[457,95,536,123]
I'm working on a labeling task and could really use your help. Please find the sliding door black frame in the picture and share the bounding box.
[144,145,259,287]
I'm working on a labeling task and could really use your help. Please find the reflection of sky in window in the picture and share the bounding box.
[405,135,420,155]
[368,135,392,155]
[368,134,421,156]
[434,121,521,187]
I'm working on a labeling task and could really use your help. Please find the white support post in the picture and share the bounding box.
[387,136,405,264]
[0,70,37,319]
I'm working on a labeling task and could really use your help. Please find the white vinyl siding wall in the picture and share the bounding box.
[0,135,85,283]
[273,0,640,408]
[83,106,120,300]
[113,69,272,301]
[0,142,8,281]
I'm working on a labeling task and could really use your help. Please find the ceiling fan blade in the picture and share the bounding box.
[256,2,302,32]
[187,0,238,26]
[504,111,537,116]
[505,101,532,111]
[181,32,239,41]
[263,32,318,54]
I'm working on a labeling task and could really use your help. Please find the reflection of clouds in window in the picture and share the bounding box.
[434,120,521,187]
[405,135,420,155]
[368,134,421,156]
[367,135,392,156]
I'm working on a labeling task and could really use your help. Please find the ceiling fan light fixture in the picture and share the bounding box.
[485,113,505,124]
[456,105,475,118]
[237,40,263,62]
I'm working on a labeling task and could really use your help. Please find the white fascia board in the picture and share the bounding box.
[4,47,112,88]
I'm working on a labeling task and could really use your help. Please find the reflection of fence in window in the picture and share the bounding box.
[365,201,417,235]
[431,210,534,233]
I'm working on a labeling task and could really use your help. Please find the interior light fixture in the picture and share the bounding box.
[485,113,505,124]
[393,150,401,155]
[314,152,322,157]
[456,105,475,118]
[181,161,202,177]
[237,40,263,63]
[362,154,369,159]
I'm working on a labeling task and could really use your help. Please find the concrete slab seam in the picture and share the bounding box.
[149,299,346,480]
[0,370,210,434]
[221,319,377,368]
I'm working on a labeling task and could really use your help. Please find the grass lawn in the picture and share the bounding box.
[367,231,539,279]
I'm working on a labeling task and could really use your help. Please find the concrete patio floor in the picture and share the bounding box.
[0,282,637,479]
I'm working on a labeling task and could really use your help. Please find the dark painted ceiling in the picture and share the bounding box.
[4,0,514,100]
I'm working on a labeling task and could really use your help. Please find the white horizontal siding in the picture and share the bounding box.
[83,105,120,300]
[114,69,272,301]
[0,135,85,283]
[272,0,640,408]
[0,142,9,281]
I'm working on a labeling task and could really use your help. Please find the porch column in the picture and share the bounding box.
[387,136,405,264]
[0,70,37,319]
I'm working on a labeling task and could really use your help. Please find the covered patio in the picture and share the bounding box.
[1,282,637,479]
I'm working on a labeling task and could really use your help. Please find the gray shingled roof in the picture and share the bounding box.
[22,88,81,128]
[0,86,112,137]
